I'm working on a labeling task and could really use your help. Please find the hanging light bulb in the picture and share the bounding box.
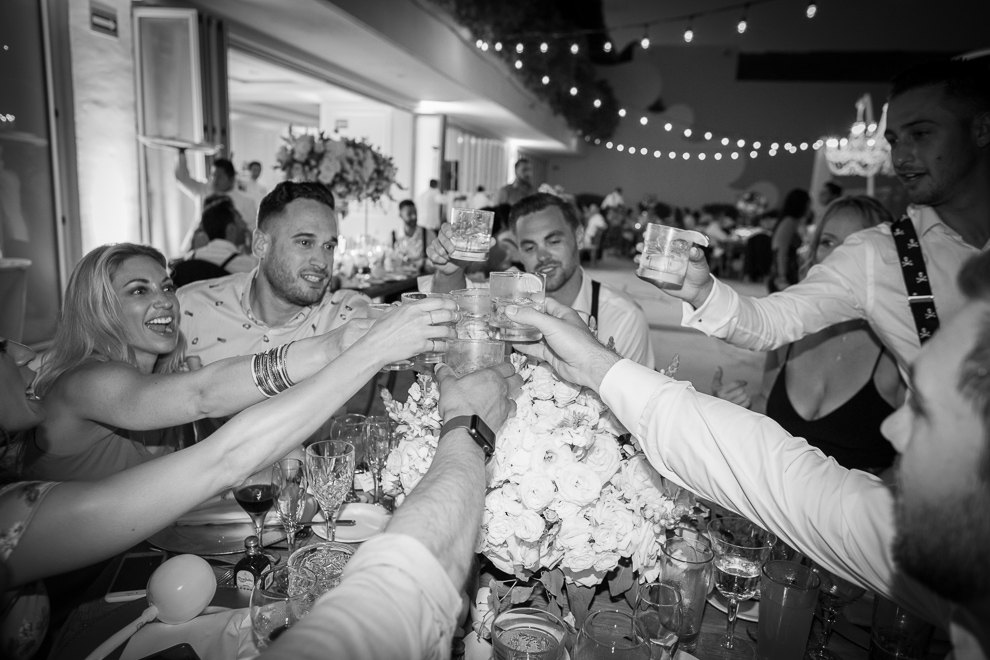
[737,139,746,148]
[481,42,489,51]
[753,141,761,149]
[540,42,548,53]
[682,152,691,160]
[721,137,730,146]
[698,153,707,160]
[684,19,694,43]
[704,131,713,140]
[514,60,523,69]
[806,2,817,18]
[738,3,749,34]
[654,150,661,158]
[641,24,650,49]
[593,99,602,108]
[617,144,624,152]
[594,138,600,145]
[640,116,648,126]
[570,86,578,96]
[604,40,612,53]
[664,123,672,131]
[542,75,550,85]
[570,43,579,55]
[714,153,723,160]
[684,128,692,138]
[640,147,648,155]
[618,108,627,117]
[750,150,758,158]
[669,152,676,159]
[606,141,613,149]
[476,39,483,49]
[495,42,502,51]
[516,43,524,54]
[731,152,739,160]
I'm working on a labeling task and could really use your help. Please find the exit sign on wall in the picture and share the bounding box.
[90,1,118,38]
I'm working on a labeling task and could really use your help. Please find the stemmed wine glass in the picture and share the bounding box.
[805,564,866,660]
[364,416,395,507]
[305,440,355,542]
[271,458,307,554]
[234,470,275,546]
[634,582,683,660]
[330,414,366,503]
[702,516,775,659]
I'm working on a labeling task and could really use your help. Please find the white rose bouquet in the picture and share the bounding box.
[381,354,697,601]
[275,129,399,203]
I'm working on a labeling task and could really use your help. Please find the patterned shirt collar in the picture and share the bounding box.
[239,267,314,329]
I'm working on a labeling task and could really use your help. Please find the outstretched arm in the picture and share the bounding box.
[5,299,459,586]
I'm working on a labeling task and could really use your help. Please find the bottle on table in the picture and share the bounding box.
[234,535,271,591]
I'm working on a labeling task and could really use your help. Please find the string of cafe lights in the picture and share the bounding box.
[0,44,11,122]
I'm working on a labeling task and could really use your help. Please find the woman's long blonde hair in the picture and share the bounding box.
[800,195,894,278]
[34,243,187,397]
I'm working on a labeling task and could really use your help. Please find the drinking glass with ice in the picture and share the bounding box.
[449,208,495,261]
[636,224,710,288]
[488,272,546,342]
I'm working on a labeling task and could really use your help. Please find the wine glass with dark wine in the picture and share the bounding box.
[235,471,276,545]
[702,516,775,660]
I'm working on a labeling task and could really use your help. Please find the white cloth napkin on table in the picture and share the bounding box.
[120,608,260,660]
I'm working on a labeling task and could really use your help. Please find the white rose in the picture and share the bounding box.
[584,435,623,483]
[552,380,581,406]
[485,543,514,575]
[532,399,561,419]
[553,425,595,450]
[530,377,555,401]
[561,546,597,573]
[593,551,621,573]
[513,510,546,543]
[549,495,583,521]
[518,474,557,512]
[557,516,593,550]
[553,463,603,506]
[576,390,606,416]
[565,566,607,588]
[506,538,541,574]
[486,515,515,545]
[530,437,575,476]
[630,522,661,581]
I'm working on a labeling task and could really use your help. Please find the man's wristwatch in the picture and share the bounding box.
[439,415,496,461]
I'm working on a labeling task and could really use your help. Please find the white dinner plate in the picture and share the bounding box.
[706,591,760,623]
[312,503,390,542]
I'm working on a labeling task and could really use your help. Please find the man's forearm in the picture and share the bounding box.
[386,429,485,590]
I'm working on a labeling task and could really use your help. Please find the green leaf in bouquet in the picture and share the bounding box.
[608,562,635,600]
[564,581,595,629]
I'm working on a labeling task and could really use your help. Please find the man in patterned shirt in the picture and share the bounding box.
[178,182,371,434]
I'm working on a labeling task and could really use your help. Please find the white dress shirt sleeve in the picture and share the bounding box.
[261,534,463,660]
[681,235,872,352]
[599,358,951,627]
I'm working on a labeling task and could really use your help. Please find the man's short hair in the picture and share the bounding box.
[212,158,236,179]
[200,198,238,241]
[248,160,262,169]
[889,59,990,116]
[399,199,416,212]
[824,181,843,196]
[515,157,530,171]
[257,181,335,231]
[957,251,990,475]
[509,193,581,233]
[429,179,439,188]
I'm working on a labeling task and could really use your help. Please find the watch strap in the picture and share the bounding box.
[440,415,495,459]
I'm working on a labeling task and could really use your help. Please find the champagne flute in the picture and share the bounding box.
[364,416,395,506]
[702,516,775,660]
[234,471,275,545]
[805,564,866,660]
[305,440,355,542]
[331,414,366,503]
[574,609,651,660]
[271,458,306,554]
[634,582,683,660]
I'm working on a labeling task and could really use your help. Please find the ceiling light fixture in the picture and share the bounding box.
[540,42,548,53]
[604,40,612,53]
[516,43,524,54]
[641,25,650,49]
[593,99,602,108]
[806,2,817,18]
[570,86,578,96]
[514,60,523,69]
[684,18,694,43]
[495,42,502,51]
[640,116,648,126]
[618,108,627,117]
[570,43,579,55]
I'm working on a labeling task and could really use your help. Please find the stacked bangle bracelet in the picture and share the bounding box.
[251,341,296,398]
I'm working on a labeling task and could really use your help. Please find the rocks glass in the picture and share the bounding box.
[450,288,490,339]
[444,338,505,376]
[756,560,820,660]
[368,303,413,371]
[488,272,546,341]
[660,537,714,654]
[634,582,683,660]
[449,207,495,261]
[288,541,355,598]
[636,224,710,288]
[492,607,569,660]
[401,292,453,364]
[249,565,316,649]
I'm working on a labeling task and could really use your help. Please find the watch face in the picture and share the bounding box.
[471,416,496,454]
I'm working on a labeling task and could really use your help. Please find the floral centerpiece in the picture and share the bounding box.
[275,131,398,203]
[380,353,700,626]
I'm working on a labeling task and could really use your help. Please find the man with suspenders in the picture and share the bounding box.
[657,59,990,375]
[427,192,655,369]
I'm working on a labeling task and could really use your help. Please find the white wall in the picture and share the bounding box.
[69,0,141,252]
[229,114,292,193]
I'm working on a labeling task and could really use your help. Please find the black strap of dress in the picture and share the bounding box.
[590,280,601,324]
[219,253,238,271]
[891,215,939,344]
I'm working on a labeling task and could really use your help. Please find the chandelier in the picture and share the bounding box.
[823,94,893,178]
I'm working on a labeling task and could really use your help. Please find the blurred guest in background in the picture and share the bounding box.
[240,160,269,208]
[497,157,534,206]
[416,179,443,232]
[580,199,608,256]
[818,180,843,207]
[183,198,257,275]
[713,196,904,473]
[469,185,492,209]
[768,188,812,292]
[175,151,258,241]
[391,199,436,274]
[601,186,624,211]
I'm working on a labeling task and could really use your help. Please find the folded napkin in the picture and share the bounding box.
[120,608,260,660]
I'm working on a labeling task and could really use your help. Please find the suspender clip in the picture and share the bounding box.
[908,294,934,304]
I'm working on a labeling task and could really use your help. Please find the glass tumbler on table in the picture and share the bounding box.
[492,607,569,660]
[368,303,414,371]
[304,440,355,542]
[271,458,306,555]
[702,516,775,660]
[448,207,495,261]
[806,563,866,660]
[250,564,316,649]
[330,414,366,503]
[634,582,683,660]
[234,470,276,547]
[488,272,546,342]
[401,292,454,365]
[660,536,714,654]
[756,560,820,660]
[574,609,651,660]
